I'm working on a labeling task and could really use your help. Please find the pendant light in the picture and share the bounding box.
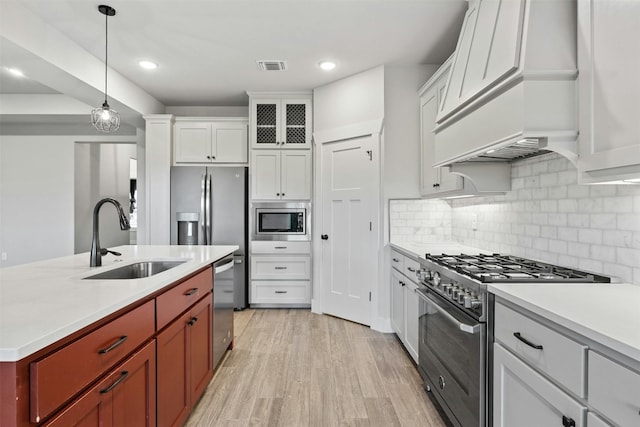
[91,5,120,132]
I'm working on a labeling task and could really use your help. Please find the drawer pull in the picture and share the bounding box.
[184,288,199,296]
[188,316,199,326]
[392,258,400,262]
[275,291,288,294]
[98,335,128,354]
[513,332,543,350]
[99,371,129,394]
[274,246,288,249]
[561,416,575,427]
[407,267,416,272]
[274,266,288,270]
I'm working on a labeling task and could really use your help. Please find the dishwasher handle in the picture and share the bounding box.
[214,258,234,274]
[416,289,481,335]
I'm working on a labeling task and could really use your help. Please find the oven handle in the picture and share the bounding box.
[416,289,481,335]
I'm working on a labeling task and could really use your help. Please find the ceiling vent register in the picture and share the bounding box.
[256,60,287,71]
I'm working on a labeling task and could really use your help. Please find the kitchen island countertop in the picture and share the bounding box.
[0,245,237,361]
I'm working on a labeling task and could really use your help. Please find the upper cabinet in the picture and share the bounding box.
[249,92,312,149]
[174,118,248,164]
[433,0,578,169]
[577,0,640,184]
[419,57,467,197]
[251,150,312,200]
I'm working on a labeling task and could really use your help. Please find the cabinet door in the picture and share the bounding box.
[281,150,311,200]
[251,99,281,148]
[174,122,212,163]
[211,121,248,163]
[404,281,419,363]
[390,269,405,337]
[251,150,281,200]
[189,295,214,405]
[44,340,156,427]
[577,0,640,183]
[157,311,190,427]
[493,343,586,427]
[281,99,312,148]
[420,86,440,196]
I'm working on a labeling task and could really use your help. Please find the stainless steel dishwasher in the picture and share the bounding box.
[213,255,234,369]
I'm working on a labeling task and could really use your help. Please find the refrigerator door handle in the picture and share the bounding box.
[200,172,207,245]
[205,173,212,245]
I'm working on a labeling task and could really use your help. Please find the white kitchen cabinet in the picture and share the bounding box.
[389,249,420,362]
[174,118,248,164]
[249,239,311,306]
[251,150,311,200]
[577,0,640,184]
[493,343,587,427]
[588,350,640,427]
[586,413,611,427]
[418,57,467,197]
[249,94,312,149]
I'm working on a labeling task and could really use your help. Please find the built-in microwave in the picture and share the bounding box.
[251,202,311,241]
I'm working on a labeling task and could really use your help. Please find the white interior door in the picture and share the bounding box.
[320,135,375,325]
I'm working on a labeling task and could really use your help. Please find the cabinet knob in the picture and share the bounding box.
[276,193,280,196]
[211,155,216,160]
[321,234,329,240]
[281,193,285,196]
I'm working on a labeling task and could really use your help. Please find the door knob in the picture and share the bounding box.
[321,234,329,240]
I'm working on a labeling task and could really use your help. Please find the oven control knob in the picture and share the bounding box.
[418,268,432,282]
[451,287,460,299]
[442,284,452,295]
[457,291,467,304]
[464,295,481,309]
[432,272,441,288]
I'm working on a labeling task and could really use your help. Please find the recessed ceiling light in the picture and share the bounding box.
[319,60,336,71]
[138,60,158,70]
[7,67,25,77]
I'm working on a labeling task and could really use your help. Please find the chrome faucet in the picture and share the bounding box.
[90,198,131,267]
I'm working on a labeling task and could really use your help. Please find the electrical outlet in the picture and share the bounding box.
[1,252,7,261]
[471,213,478,230]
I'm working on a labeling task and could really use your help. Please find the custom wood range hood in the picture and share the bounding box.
[433,0,578,189]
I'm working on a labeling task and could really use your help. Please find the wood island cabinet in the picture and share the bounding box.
[157,293,213,427]
[0,263,226,427]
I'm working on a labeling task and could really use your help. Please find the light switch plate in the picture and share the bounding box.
[471,213,478,230]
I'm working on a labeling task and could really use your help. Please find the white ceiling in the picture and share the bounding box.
[1,0,467,107]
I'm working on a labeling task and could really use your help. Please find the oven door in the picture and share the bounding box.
[417,288,485,427]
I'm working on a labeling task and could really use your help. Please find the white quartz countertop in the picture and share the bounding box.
[489,283,640,362]
[389,240,491,260]
[0,245,237,362]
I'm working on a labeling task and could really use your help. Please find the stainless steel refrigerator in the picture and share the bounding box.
[170,166,248,310]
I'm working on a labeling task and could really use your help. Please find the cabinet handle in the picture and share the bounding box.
[188,316,199,326]
[276,193,280,196]
[392,258,400,262]
[275,290,288,294]
[98,336,128,354]
[211,155,216,159]
[561,416,575,427]
[400,281,405,286]
[407,267,416,272]
[274,266,288,270]
[513,332,543,350]
[100,371,129,394]
[274,246,288,249]
[184,288,199,296]
[281,193,285,196]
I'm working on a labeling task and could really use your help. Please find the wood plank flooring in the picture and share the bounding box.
[186,309,447,427]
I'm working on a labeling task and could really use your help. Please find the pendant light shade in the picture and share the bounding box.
[91,5,120,132]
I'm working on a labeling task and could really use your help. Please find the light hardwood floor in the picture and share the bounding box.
[186,309,447,427]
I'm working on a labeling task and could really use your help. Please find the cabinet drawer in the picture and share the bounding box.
[251,281,310,304]
[30,300,155,422]
[494,302,587,398]
[156,267,212,330]
[251,241,311,254]
[403,257,420,284]
[588,351,640,427]
[251,256,311,280]
[390,250,404,272]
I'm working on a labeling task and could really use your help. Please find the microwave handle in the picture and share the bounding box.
[416,289,480,335]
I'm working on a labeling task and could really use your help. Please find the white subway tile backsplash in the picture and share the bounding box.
[390,153,640,285]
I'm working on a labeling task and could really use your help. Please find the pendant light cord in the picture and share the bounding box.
[104,10,108,104]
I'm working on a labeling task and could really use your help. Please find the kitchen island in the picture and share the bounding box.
[0,244,237,427]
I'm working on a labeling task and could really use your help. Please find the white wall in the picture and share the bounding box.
[389,153,640,285]
[74,142,137,254]
[0,134,136,267]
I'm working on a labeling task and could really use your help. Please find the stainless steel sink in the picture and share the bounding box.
[83,261,186,280]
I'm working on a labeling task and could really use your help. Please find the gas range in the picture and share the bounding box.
[418,253,612,322]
